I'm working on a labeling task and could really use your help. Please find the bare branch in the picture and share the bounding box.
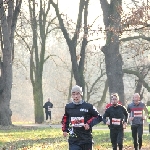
[121,35,150,42]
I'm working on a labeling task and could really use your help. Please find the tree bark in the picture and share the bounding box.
[0,0,22,125]
[100,0,125,104]
[33,80,44,123]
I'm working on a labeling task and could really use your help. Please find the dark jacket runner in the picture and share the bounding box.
[62,101,102,145]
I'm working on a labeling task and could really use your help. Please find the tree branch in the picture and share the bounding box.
[50,0,71,45]
[123,68,150,92]
[121,35,150,42]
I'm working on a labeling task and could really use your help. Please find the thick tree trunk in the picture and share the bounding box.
[100,0,125,104]
[69,43,86,98]
[0,2,12,125]
[30,51,44,123]
[0,38,12,126]
[0,39,12,126]
[102,39,124,104]
[0,0,22,126]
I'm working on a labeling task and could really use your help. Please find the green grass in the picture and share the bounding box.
[0,126,150,150]
[0,128,66,150]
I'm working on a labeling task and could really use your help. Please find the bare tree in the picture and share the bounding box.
[50,0,89,97]
[0,0,22,125]
[119,2,150,99]
[122,42,150,97]
[15,0,58,123]
[27,0,58,123]
[84,49,106,103]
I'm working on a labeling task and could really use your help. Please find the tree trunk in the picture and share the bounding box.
[100,0,125,104]
[51,0,88,99]
[0,52,12,125]
[102,41,124,104]
[135,79,143,96]
[0,0,22,126]
[33,80,44,123]
[28,0,51,123]
[30,49,44,123]
[0,1,11,125]
[69,43,86,97]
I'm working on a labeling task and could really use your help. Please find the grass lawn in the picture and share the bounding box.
[0,124,150,150]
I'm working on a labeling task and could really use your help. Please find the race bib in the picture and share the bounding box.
[133,111,142,117]
[71,117,84,127]
[48,106,51,111]
[112,118,121,125]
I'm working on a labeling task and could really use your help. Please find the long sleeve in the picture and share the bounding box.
[86,106,102,127]
[43,103,46,108]
[103,109,110,124]
[87,115,102,127]
[127,104,131,113]
[61,107,69,132]
[123,106,128,122]
[51,102,53,108]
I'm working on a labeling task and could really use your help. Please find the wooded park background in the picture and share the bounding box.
[0,0,150,125]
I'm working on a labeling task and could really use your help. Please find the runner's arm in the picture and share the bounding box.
[61,107,69,132]
[123,106,128,123]
[103,109,110,124]
[86,105,103,127]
